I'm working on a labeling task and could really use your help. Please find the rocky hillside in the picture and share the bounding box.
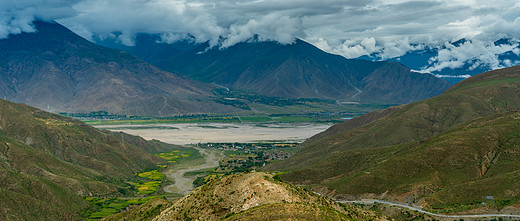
[107,172,389,220]
[0,21,237,116]
[266,65,520,211]
[0,98,178,220]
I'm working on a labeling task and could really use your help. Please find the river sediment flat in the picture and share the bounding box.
[95,122,332,145]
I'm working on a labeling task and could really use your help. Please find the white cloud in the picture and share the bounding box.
[325,38,381,59]
[433,74,471,78]
[421,40,520,73]
[0,0,79,38]
[159,33,190,44]
[220,14,302,48]
[1,0,520,73]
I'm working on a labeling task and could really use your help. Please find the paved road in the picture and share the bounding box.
[338,200,520,219]
[163,147,223,195]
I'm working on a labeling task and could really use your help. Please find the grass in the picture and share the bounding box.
[156,172,387,221]
[184,167,217,177]
[265,67,520,213]
[82,147,207,219]
[80,101,388,126]
[84,112,360,126]
[84,116,240,125]
[134,181,162,195]
[132,147,203,195]
[448,77,520,93]
[155,151,182,163]
[138,170,165,180]
[240,116,273,122]
[82,196,161,220]
[274,116,315,122]
[294,112,520,211]
[154,148,198,163]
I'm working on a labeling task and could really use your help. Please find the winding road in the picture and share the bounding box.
[339,200,520,219]
[163,147,223,195]
[160,147,520,219]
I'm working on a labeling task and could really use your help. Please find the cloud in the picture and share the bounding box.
[421,39,520,73]
[433,74,471,79]
[1,0,520,73]
[220,14,302,48]
[0,0,79,38]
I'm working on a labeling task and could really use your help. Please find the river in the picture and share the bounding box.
[95,122,332,145]
[163,147,224,195]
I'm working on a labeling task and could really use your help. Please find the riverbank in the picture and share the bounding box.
[163,147,224,195]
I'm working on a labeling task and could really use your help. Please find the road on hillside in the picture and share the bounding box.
[164,147,223,195]
[339,200,520,219]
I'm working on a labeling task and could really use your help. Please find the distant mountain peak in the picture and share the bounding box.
[0,20,237,116]
[101,36,452,105]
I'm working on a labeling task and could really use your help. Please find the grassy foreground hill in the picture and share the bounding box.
[106,172,389,220]
[0,99,179,220]
[265,65,520,211]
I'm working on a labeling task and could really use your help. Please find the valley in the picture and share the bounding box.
[2,3,520,219]
[163,147,223,195]
[95,121,331,196]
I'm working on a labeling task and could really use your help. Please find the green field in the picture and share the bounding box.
[84,113,364,126]
[134,181,162,194]
[83,116,240,125]
[69,99,391,126]
[138,170,165,180]
[155,149,196,163]
[183,167,217,177]
[82,147,204,219]
[82,196,162,220]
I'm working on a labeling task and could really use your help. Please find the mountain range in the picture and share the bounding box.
[0,21,454,116]
[0,21,237,116]
[266,65,520,210]
[99,35,452,105]
[2,19,520,219]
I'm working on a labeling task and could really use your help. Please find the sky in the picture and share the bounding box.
[2,0,520,73]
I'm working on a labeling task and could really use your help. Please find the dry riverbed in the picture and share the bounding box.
[95,122,332,145]
[163,147,223,195]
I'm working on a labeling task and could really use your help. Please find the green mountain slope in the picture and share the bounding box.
[0,99,165,176]
[265,65,520,210]
[0,99,178,220]
[109,172,389,220]
[325,112,520,208]
[0,138,91,220]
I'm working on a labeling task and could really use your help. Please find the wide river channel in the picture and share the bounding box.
[95,122,332,145]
